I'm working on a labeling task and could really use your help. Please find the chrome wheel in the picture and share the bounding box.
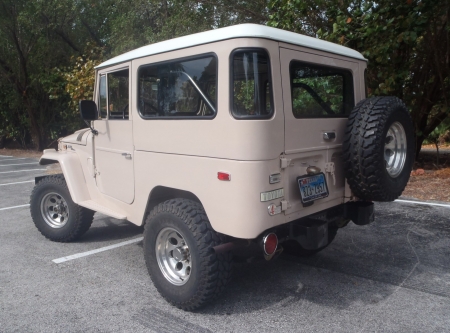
[40,192,70,228]
[155,227,191,286]
[384,121,407,178]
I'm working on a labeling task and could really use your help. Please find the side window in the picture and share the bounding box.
[99,75,107,119]
[107,69,129,120]
[231,49,273,119]
[138,55,217,118]
[290,61,354,118]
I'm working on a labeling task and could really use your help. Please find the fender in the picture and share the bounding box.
[39,149,91,204]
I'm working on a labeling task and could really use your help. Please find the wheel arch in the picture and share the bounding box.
[38,149,91,204]
[142,186,202,225]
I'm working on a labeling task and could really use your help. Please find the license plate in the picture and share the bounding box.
[297,173,329,203]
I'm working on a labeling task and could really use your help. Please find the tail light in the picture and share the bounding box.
[263,233,278,255]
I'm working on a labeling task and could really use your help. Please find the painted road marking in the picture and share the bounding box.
[52,237,144,264]
[395,199,450,208]
[0,155,13,158]
[0,180,34,186]
[0,169,46,174]
[0,204,30,211]
[0,163,38,167]
[0,157,31,161]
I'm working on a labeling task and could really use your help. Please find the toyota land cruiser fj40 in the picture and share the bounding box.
[30,24,414,310]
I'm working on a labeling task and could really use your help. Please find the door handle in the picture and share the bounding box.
[323,132,336,140]
[121,153,132,159]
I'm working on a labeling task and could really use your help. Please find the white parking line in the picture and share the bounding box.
[395,199,450,208]
[0,163,38,167]
[0,180,34,186]
[0,169,46,174]
[0,155,13,158]
[52,237,144,263]
[0,204,30,211]
[0,157,30,161]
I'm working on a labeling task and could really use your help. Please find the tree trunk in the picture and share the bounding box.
[415,135,425,160]
[434,142,440,167]
[29,126,43,151]
[23,95,44,151]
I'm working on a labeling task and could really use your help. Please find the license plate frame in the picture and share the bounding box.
[297,173,329,204]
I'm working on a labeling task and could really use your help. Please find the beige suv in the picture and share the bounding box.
[30,24,414,310]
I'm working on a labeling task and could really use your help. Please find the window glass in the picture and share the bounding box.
[290,61,354,118]
[232,50,272,118]
[107,69,129,120]
[98,75,107,119]
[138,56,217,118]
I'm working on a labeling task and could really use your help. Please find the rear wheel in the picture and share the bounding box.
[343,97,414,201]
[30,175,94,242]
[143,199,232,311]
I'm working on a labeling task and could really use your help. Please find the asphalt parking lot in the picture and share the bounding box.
[1,154,450,333]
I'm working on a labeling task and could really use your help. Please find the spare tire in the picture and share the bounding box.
[343,96,415,202]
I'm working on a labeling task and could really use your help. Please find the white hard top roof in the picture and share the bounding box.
[96,24,366,69]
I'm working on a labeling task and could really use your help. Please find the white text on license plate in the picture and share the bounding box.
[297,173,329,203]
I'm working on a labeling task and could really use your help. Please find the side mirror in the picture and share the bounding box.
[79,100,98,121]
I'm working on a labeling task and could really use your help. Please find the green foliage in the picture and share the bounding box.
[234,80,257,113]
[425,118,450,145]
[292,76,343,117]
[0,0,109,149]
[268,0,450,155]
[0,0,269,150]
[0,0,448,156]
[62,45,103,133]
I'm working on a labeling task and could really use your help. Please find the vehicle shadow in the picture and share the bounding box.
[74,202,449,315]
[78,214,143,244]
[199,203,450,314]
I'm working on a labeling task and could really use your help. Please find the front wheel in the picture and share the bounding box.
[30,175,94,242]
[143,199,232,311]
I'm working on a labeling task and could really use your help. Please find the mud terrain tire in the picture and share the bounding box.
[30,175,95,242]
[143,199,233,311]
[343,97,414,201]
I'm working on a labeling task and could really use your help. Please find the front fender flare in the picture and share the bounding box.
[39,149,91,204]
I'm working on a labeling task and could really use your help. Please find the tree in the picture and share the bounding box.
[269,0,450,157]
[0,0,113,149]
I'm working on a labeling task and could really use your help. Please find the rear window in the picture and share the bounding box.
[231,49,273,119]
[290,61,354,118]
[138,55,217,119]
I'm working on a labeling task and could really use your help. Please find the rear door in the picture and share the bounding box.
[280,47,360,216]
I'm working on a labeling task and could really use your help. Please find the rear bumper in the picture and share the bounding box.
[215,201,375,253]
[285,201,374,250]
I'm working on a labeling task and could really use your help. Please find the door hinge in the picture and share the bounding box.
[280,157,291,169]
[281,200,290,211]
[325,162,336,186]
